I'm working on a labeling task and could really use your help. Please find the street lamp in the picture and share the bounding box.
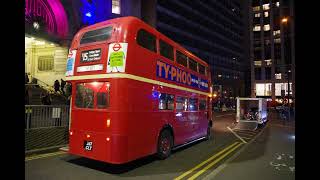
[281,17,288,24]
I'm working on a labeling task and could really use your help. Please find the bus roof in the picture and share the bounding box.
[73,16,209,68]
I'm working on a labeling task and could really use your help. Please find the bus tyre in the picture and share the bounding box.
[206,126,212,140]
[157,129,173,160]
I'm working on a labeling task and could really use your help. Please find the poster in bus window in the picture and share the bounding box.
[107,43,128,73]
[66,50,77,76]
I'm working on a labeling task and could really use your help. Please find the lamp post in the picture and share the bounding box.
[287,69,291,121]
[281,17,292,120]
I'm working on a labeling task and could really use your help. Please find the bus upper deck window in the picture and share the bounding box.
[188,58,197,72]
[137,29,156,52]
[176,51,188,67]
[199,64,206,75]
[80,26,113,45]
[159,40,174,61]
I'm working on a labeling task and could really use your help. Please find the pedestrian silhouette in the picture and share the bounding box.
[25,73,29,84]
[61,79,66,95]
[54,80,60,93]
[41,91,52,105]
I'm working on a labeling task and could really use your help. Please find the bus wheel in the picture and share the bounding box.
[157,129,173,160]
[206,126,212,140]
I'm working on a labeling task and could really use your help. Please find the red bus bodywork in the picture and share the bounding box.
[66,16,212,164]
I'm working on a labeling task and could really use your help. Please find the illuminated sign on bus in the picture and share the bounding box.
[156,60,208,91]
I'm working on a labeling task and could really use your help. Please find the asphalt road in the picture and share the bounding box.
[25,111,294,180]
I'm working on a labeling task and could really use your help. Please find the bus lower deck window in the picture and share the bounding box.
[76,84,94,108]
[75,82,110,109]
[159,93,174,110]
[199,99,207,110]
[188,98,198,111]
[176,96,188,111]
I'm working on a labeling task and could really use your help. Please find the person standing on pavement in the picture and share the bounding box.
[25,73,29,84]
[60,78,66,95]
[54,79,60,93]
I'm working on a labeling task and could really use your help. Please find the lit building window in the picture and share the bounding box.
[218,74,222,78]
[265,59,272,66]
[254,13,261,18]
[38,55,54,71]
[262,4,270,10]
[264,12,269,17]
[265,39,271,45]
[253,25,261,31]
[263,24,270,31]
[253,6,260,11]
[275,73,282,80]
[275,83,292,96]
[112,0,121,14]
[256,83,272,96]
[274,38,281,43]
[273,30,280,36]
[254,61,262,66]
[276,2,280,7]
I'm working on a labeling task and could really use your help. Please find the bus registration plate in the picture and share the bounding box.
[84,141,93,151]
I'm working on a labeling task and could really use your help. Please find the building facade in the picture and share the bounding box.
[25,0,155,86]
[156,0,250,106]
[25,0,251,104]
[249,0,295,104]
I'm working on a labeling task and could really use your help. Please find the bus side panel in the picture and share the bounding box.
[123,79,160,161]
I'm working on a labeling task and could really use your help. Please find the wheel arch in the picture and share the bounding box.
[157,124,175,146]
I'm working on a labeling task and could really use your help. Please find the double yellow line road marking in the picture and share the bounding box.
[174,141,243,180]
[25,151,66,161]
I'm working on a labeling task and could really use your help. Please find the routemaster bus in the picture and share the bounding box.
[65,16,213,164]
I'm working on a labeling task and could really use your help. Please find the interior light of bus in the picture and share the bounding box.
[86,134,90,138]
[106,137,110,141]
[107,119,111,127]
[92,81,98,87]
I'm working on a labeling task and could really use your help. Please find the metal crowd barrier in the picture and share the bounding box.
[25,105,70,131]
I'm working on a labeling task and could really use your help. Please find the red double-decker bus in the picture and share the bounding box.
[66,16,213,164]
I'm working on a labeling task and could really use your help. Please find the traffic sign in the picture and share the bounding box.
[113,43,122,51]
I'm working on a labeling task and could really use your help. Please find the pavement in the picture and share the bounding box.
[25,111,295,180]
[204,115,295,180]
